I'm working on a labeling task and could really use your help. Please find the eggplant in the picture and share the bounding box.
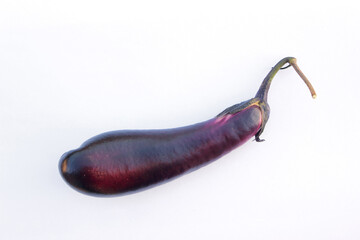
[59,57,316,196]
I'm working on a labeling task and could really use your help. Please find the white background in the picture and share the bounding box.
[1,0,359,239]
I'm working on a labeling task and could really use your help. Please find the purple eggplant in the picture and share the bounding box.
[59,57,316,196]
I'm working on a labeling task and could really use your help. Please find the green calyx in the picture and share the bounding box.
[216,57,316,142]
[254,57,317,142]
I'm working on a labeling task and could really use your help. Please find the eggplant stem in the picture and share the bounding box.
[289,58,317,99]
[255,57,317,102]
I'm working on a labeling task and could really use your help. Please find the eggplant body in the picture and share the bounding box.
[60,105,262,195]
[59,57,316,196]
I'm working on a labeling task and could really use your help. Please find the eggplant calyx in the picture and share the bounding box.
[254,57,316,142]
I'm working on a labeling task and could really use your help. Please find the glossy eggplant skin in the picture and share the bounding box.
[59,57,316,196]
[60,104,262,195]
